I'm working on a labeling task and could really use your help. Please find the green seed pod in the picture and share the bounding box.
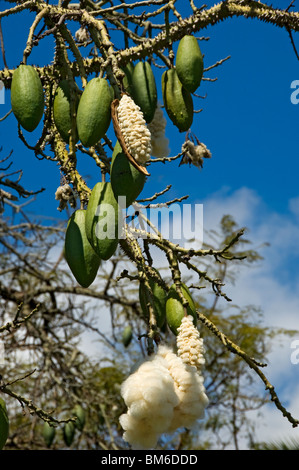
[131,61,157,123]
[42,422,56,448]
[109,85,115,101]
[175,35,204,93]
[63,421,75,447]
[110,140,146,208]
[76,77,112,147]
[139,269,167,329]
[11,65,44,132]
[122,325,133,348]
[85,182,120,260]
[122,62,135,94]
[0,398,9,450]
[166,283,197,335]
[72,404,86,432]
[53,80,80,144]
[64,209,101,288]
[162,68,193,132]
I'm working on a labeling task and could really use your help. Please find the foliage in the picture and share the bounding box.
[255,438,299,450]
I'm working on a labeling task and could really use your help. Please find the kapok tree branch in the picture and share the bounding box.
[197,310,299,428]
[1,1,299,87]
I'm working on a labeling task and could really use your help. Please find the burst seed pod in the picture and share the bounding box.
[11,65,44,132]
[176,315,205,370]
[131,61,157,123]
[175,35,204,93]
[117,94,152,165]
[162,68,193,132]
[147,104,170,158]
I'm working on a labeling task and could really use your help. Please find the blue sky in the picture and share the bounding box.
[1,0,299,447]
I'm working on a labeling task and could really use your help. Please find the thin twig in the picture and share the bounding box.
[286,26,299,60]
[0,109,12,122]
[197,310,299,428]
[136,184,172,203]
[0,19,8,69]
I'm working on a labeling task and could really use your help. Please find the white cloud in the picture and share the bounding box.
[202,186,264,231]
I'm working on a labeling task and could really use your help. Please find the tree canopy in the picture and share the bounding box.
[0,0,298,451]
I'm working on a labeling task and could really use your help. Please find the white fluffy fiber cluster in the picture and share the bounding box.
[181,140,212,169]
[119,349,180,449]
[117,94,152,165]
[177,315,205,370]
[119,316,209,449]
[75,26,90,43]
[55,184,76,211]
[147,104,170,158]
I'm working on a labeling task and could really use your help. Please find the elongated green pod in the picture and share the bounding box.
[110,140,146,208]
[76,77,112,147]
[122,62,135,94]
[0,398,9,450]
[162,68,193,132]
[175,35,204,93]
[122,325,133,347]
[72,404,86,431]
[42,422,56,448]
[63,421,75,447]
[85,182,120,260]
[64,209,101,288]
[166,283,197,335]
[11,65,44,132]
[131,61,157,123]
[53,80,80,144]
[139,269,166,329]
